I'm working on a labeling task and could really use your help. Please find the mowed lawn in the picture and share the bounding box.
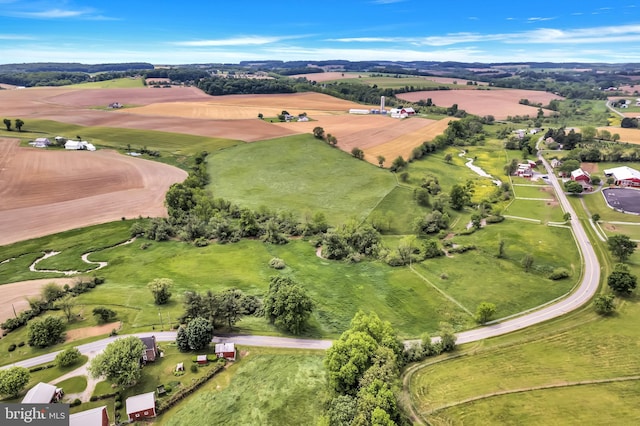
[207,134,397,225]
[158,348,327,426]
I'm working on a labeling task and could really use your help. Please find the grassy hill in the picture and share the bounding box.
[206,134,397,225]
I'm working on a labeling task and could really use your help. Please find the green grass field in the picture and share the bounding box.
[322,74,480,91]
[407,191,640,425]
[207,134,397,225]
[599,222,640,240]
[65,78,145,89]
[157,347,327,426]
[412,220,580,317]
[512,185,554,200]
[504,199,565,222]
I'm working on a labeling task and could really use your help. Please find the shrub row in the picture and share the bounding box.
[29,363,55,373]
[157,361,225,413]
[447,244,477,254]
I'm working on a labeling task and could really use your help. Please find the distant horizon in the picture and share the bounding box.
[1,1,640,64]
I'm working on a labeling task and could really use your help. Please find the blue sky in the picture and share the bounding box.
[1,0,640,64]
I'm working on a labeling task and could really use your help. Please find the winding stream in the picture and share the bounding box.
[25,238,136,276]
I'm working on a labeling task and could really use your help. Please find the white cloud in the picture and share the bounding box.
[527,17,556,22]
[0,34,34,40]
[371,0,406,4]
[170,35,302,47]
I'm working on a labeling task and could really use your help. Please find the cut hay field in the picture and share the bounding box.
[0,138,186,245]
[596,126,640,144]
[206,134,397,225]
[364,118,452,164]
[124,92,366,120]
[397,89,563,120]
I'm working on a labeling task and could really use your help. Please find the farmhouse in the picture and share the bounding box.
[140,335,159,362]
[126,392,156,422]
[21,382,63,404]
[550,159,562,169]
[215,342,237,361]
[570,168,591,183]
[604,166,640,187]
[69,406,109,426]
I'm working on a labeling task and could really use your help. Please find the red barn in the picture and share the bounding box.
[70,406,109,426]
[126,392,156,422]
[215,342,237,361]
[570,168,591,183]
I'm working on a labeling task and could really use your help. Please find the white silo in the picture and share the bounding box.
[380,96,385,111]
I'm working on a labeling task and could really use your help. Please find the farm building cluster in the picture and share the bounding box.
[348,96,416,118]
[28,136,96,151]
[604,166,640,187]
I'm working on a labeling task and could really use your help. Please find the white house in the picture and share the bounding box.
[389,107,416,119]
[516,163,533,177]
[33,137,50,147]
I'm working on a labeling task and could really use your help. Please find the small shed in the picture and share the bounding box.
[215,342,237,361]
[176,362,184,372]
[196,354,208,364]
[126,391,156,422]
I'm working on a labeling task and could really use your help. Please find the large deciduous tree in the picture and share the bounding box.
[564,180,584,194]
[3,118,11,131]
[147,278,173,305]
[176,316,214,352]
[27,316,65,348]
[449,184,470,210]
[88,336,145,387]
[14,119,24,132]
[0,367,30,398]
[607,263,638,296]
[607,234,637,262]
[263,276,313,335]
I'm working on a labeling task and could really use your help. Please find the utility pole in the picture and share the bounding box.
[158,311,164,331]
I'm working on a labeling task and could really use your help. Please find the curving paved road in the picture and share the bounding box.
[3,152,600,369]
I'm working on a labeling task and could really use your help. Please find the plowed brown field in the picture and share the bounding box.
[0,138,187,245]
[397,89,563,120]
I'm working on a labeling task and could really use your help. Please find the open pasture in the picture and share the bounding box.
[0,138,186,245]
[397,89,563,120]
[206,134,397,225]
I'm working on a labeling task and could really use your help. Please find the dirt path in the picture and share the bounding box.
[51,352,102,403]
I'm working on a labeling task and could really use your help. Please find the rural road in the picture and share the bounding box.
[3,152,600,368]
